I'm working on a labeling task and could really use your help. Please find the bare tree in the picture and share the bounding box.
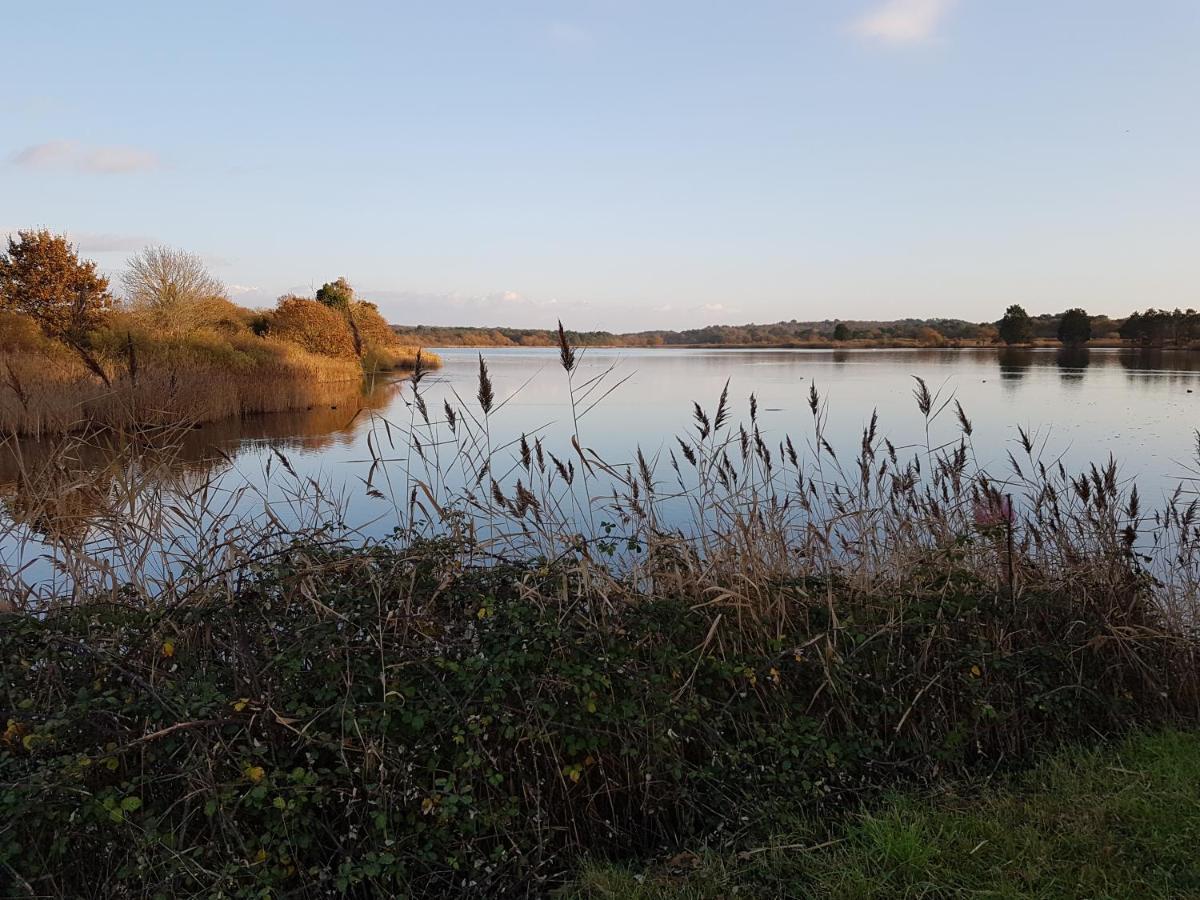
[122,245,227,334]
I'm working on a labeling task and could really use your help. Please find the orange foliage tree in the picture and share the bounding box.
[349,301,400,350]
[268,296,358,358]
[0,230,113,341]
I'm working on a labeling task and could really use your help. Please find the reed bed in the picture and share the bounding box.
[0,335,432,437]
[2,327,1199,897]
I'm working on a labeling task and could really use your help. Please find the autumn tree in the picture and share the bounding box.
[316,277,354,310]
[268,296,357,358]
[349,301,399,349]
[122,245,228,334]
[1056,307,1092,346]
[0,229,113,341]
[997,304,1033,345]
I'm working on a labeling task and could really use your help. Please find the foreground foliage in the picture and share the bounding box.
[574,729,1200,898]
[2,531,1196,897]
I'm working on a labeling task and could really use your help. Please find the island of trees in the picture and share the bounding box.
[0,230,436,436]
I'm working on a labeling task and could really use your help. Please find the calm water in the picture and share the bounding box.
[3,346,1200,588]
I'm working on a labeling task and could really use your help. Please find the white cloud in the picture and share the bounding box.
[10,140,159,174]
[850,0,957,45]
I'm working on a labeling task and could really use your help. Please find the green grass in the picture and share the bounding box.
[571,730,1200,899]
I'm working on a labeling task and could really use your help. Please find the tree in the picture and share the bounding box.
[316,277,354,310]
[1119,308,1200,347]
[0,229,113,341]
[997,304,1033,345]
[1056,308,1092,346]
[122,245,227,334]
[832,322,851,341]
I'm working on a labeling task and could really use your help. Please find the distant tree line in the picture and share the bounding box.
[992,305,1200,348]
[396,305,1200,350]
[1118,309,1200,347]
[394,317,1000,349]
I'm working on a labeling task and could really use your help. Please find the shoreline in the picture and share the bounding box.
[420,339,1173,351]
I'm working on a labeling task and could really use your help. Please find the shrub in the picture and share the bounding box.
[268,296,358,359]
[351,301,401,350]
[0,312,51,354]
[915,326,946,347]
[1,529,1195,897]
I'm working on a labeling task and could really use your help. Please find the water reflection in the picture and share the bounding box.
[997,347,1033,383]
[4,346,1200,549]
[0,378,400,539]
[1055,347,1090,384]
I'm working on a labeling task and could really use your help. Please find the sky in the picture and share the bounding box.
[3,0,1198,331]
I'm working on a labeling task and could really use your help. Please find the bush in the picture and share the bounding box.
[2,532,1194,897]
[0,311,52,354]
[267,296,359,359]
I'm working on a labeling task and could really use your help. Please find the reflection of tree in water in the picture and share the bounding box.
[1117,348,1200,388]
[996,347,1034,382]
[0,448,115,542]
[0,378,399,540]
[1055,347,1090,383]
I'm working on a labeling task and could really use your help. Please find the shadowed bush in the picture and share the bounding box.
[2,526,1197,896]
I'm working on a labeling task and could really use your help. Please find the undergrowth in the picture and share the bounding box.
[1,536,1196,897]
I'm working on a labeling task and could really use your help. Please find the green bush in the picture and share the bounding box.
[0,539,1193,897]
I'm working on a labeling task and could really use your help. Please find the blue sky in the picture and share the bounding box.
[4,0,1198,330]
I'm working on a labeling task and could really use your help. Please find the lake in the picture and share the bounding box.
[206,344,1200,500]
[3,345,1200,592]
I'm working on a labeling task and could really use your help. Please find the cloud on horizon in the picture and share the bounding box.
[11,140,160,174]
[850,0,957,45]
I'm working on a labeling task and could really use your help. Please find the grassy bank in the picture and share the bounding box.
[0,232,437,436]
[0,303,436,436]
[574,729,1200,898]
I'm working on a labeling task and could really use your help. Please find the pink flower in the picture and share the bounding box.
[973,494,1014,529]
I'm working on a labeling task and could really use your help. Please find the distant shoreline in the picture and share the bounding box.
[417,338,1155,351]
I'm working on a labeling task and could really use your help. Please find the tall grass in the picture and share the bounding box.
[0,302,439,436]
[2,328,1199,896]
[0,333,436,437]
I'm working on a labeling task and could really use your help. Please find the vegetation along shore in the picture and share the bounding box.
[0,230,438,436]
[2,328,1199,897]
[395,304,1199,350]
